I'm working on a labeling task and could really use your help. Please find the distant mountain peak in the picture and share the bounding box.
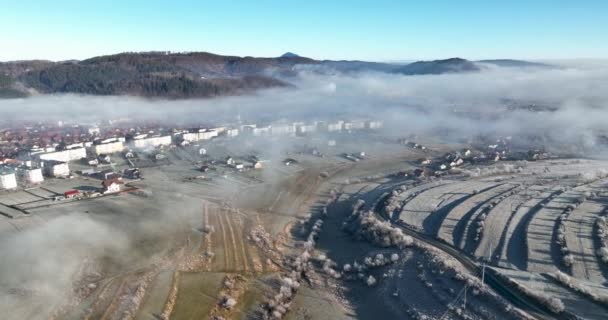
[281,52,300,58]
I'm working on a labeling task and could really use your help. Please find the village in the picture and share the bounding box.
[2,115,608,320]
[0,118,382,206]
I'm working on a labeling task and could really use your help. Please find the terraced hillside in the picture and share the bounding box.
[378,159,608,318]
[393,161,608,276]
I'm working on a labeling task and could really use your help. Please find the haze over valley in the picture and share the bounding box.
[2,1,608,320]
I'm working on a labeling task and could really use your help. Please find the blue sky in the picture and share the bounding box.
[1,0,607,61]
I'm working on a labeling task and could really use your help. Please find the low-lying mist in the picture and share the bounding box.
[1,61,608,318]
[1,62,607,154]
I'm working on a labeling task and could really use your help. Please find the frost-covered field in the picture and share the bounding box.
[375,159,608,318]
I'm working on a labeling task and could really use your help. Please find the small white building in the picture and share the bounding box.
[42,161,70,177]
[88,127,100,135]
[102,178,123,194]
[226,128,239,137]
[271,124,296,136]
[132,135,172,149]
[37,147,87,162]
[92,140,125,155]
[182,129,219,142]
[19,167,44,184]
[0,171,17,189]
[343,120,366,131]
[252,126,271,136]
[327,120,344,132]
[365,120,383,130]
[296,123,316,135]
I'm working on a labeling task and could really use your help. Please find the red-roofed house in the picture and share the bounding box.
[64,190,80,199]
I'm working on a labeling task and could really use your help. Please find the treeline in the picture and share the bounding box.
[16,61,288,98]
[0,73,27,98]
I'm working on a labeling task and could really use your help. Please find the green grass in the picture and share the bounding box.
[171,272,225,320]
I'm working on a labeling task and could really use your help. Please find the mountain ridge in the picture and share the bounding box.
[0,52,554,99]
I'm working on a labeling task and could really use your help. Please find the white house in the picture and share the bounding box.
[19,167,44,184]
[42,161,70,177]
[0,171,17,189]
[102,178,123,193]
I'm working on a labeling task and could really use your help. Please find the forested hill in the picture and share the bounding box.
[0,51,553,99]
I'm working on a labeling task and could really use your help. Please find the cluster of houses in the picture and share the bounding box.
[60,178,124,201]
[235,119,383,138]
[0,118,383,191]
[0,160,52,190]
